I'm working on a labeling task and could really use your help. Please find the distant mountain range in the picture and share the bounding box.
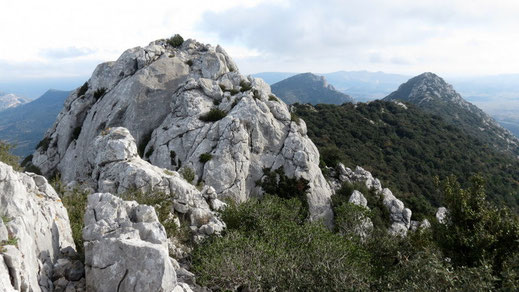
[384,72,519,157]
[271,73,354,105]
[0,89,70,157]
[0,92,32,111]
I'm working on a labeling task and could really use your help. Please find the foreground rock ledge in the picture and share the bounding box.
[0,162,76,291]
[83,192,177,292]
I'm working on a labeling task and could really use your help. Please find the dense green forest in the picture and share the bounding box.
[294,101,519,218]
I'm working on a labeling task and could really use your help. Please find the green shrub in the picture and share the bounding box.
[199,108,227,122]
[229,88,240,95]
[36,137,51,152]
[181,167,195,184]
[78,82,88,97]
[239,80,252,92]
[167,34,184,48]
[433,175,519,272]
[268,94,279,102]
[191,195,371,291]
[199,153,213,163]
[290,112,301,125]
[93,88,107,101]
[0,141,21,171]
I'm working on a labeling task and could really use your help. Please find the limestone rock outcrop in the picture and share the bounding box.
[32,38,333,223]
[83,192,177,292]
[328,163,426,236]
[0,161,78,291]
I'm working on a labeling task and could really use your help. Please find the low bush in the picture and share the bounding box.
[191,195,371,291]
[167,34,184,48]
[199,153,213,163]
[36,137,52,152]
[199,108,227,122]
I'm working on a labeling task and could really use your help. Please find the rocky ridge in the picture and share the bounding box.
[31,38,333,224]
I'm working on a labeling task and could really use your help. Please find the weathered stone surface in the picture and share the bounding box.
[83,192,177,292]
[349,190,368,208]
[436,207,448,224]
[0,161,76,292]
[327,163,415,236]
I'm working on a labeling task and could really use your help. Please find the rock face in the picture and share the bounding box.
[0,161,77,291]
[328,163,425,236]
[83,192,177,292]
[32,39,333,224]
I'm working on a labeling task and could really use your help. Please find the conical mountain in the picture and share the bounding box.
[271,72,354,105]
[384,72,519,156]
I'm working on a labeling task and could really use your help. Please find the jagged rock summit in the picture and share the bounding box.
[384,72,519,156]
[32,38,333,224]
[271,72,354,105]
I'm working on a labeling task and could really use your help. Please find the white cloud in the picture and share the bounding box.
[2,0,519,79]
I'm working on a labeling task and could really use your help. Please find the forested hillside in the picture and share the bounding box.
[294,101,519,217]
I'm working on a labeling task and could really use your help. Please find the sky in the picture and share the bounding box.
[2,0,519,83]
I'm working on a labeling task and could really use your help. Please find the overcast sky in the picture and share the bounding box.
[2,0,519,81]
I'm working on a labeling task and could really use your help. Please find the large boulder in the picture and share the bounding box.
[0,162,76,291]
[32,38,333,224]
[83,192,177,292]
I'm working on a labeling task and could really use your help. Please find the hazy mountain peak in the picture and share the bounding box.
[0,92,31,111]
[271,72,354,105]
[385,72,465,106]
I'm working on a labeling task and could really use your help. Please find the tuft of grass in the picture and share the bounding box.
[181,167,195,184]
[291,113,301,125]
[199,153,213,163]
[0,141,21,171]
[199,108,227,122]
[269,95,279,102]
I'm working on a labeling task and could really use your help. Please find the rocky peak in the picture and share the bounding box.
[385,72,465,106]
[32,38,333,224]
[384,72,519,156]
